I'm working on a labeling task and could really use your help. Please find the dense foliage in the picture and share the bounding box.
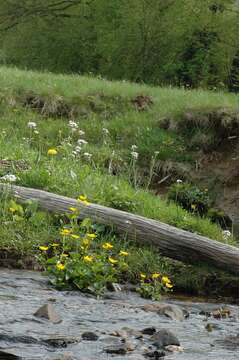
[0,0,238,90]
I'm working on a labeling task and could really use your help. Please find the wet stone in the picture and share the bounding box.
[0,350,22,359]
[81,331,99,341]
[104,343,128,355]
[144,350,166,359]
[150,329,180,349]
[142,303,187,321]
[34,303,62,324]
[43,336,80,348]
[142,327,157,335]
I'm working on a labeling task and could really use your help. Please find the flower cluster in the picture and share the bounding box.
[38,199,130,295]
[0,174,18,183]
[138,272,173,300]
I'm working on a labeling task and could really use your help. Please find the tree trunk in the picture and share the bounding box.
[1,183,239,274]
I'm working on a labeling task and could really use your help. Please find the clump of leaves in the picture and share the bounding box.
[168,182,210,216]
[38,198,130,296]
[137,273,173,301]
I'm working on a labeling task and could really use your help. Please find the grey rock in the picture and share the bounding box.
[142,303,187,321]
[43,336,80,348]
[142,327,157,335]
[0,351,22,359]
[104,343,128,355]
[151,329,180,349]
[144,350,165,359]
[81,332,99,341]
[34,303,62,324]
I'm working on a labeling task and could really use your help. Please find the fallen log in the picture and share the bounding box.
[1,183,239,275]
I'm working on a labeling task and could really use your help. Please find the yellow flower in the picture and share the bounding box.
[71,234,80,239]
[61,253,69,257]
[51,243,60,247]
[47,148,58,156]
[56,262,65,271]
[152,273,160,279]
[39,246,49,251]
[82,238,90,246]
[108,257,118,264]
[165,282,173,289]
[102,242,113,250]
[84,255,93,262]
[78,195,87,201]
[191,204,197,210]
[119,250,129,256]
[69,207,77,212]
[60,228,71,236]
[77,195,90,206]
[87,233,96,239]
[162,276,171,284]
[140,273,146,279]
[9,207,17,213]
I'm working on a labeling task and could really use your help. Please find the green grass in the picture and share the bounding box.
[0,66,238,296]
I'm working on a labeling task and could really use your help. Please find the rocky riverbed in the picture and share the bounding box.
[0,269,239,359]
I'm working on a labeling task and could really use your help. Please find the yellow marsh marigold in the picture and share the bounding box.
[82,239,90,246]
[69,207,78,212]
[60,228,71,236]
[56,262,65,271]
[87,233,96,239]
[39,246,49,251]
[119,250,129,256]
[77,195,90,205]
[165,282,173,289]
[84,255,93,263]
[140,273,146,279]
[9,207,17,213]
[152,273,160,279]
[47,148,58,156]
[108,257,118,264]
[71,234,80,239]
[162,276,171,284]
[102,242,113,250]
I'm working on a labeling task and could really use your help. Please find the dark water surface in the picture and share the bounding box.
[0,269,238,359]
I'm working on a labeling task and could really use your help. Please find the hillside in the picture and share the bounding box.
[0,66,239,297]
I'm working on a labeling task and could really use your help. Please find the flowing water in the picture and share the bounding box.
[0,269,238,359]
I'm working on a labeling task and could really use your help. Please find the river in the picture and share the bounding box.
[0,269,238,359]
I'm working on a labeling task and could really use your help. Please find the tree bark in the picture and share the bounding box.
[1,183,239,274]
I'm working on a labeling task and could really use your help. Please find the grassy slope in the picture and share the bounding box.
[0,66,238,295]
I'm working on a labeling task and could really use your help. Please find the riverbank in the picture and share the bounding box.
[0,66,239,299]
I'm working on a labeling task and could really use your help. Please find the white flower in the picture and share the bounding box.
[1,174,18,183]
[222,230,231,239]
[27,121,37,129]
[176,179,183,184]
[78,130,85,136]
[131,145,138,150]
[131,151,139,160]
[77,139,88,146]
[68,121,78,129]
[34,130,39,135]
[103,128,109,135]
[75,146,82,153]
[83,152,92,160]
[154,151,159,156]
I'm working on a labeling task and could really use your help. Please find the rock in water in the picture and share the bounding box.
[34,303,62,324]
[0,351,21,359]
[104,343,127,355]
[142,303,187,321]
[150,329,180,349]
[81,332,99,341]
